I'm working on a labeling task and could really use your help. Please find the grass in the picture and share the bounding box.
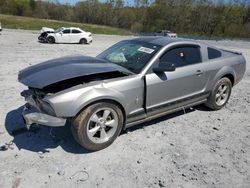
[0,14,133,36]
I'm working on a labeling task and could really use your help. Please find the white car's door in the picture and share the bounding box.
[71,29,82,43]
[56,29,71,43]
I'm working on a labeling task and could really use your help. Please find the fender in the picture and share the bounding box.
[72,86,127,117]
[208,66,236,91]
[45,83,127,117]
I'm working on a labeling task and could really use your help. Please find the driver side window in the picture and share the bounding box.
[62,29,71,34]
[159,46,202,68]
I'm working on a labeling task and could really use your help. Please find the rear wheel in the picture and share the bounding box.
[79,38,87,44]
[71,102,124,151]
[205,77,232,110]
[47,36,55,44]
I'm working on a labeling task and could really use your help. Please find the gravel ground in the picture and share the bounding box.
[0,29,249,188]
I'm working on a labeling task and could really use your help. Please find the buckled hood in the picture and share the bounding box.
[18,55,132,89]
[40,27,55,33]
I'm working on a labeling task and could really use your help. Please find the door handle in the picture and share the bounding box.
[195,70,203,76]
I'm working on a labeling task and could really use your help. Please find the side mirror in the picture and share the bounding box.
[153,63,176,73]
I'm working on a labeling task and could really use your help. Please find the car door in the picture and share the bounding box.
[71,29,82,43]
[146,45,207,115]
[56,29,71,43]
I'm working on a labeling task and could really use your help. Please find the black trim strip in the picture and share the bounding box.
[125,98,207,129]
[127,109,146,123]
[125,91,210,129]
[147,91,210,115]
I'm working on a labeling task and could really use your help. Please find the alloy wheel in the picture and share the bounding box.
[87,108,118,144]
[215,84,230,106]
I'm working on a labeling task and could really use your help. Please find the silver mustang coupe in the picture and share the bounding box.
[18,37,246,151]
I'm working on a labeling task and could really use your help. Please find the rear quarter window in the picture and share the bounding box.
[208,47,222,59]
[72,29,81,34]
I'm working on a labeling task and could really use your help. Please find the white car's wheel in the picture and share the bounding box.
[47,36,55,44]
[79,38,87,44]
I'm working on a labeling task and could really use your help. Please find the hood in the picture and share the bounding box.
[41,27,55,33]
[18,55,132,89]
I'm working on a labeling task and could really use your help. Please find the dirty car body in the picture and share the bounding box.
[18,37,246,151]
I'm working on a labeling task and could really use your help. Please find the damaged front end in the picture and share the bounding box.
[38,31,55,43]
[38,32,49,42]
[21,89,67,129]
[38,27,55,42]
[19,55,131,129]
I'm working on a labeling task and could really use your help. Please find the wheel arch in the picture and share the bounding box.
[210,66,236,90]
[73,98,127,125]
[80,38,87,44]
[70,97,126,151]
[220,73,234,86]
[47,35,55,43]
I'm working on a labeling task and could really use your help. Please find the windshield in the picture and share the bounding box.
[55,27,64,33]
[97,41,162,73]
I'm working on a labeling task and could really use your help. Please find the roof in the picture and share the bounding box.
[132,37,195,46]
[70,27,80,29]
[62,27,81,30]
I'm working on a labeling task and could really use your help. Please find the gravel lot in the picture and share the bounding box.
[0,29,249,188]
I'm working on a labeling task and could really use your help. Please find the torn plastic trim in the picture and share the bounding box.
[22,105,66,129]
[21,89,56,116]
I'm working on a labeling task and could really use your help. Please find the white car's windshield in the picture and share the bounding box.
[55,27,64,33]
[97,41,162,73]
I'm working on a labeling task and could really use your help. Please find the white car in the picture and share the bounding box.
[40,27,55,33]
[38,27,93,44]
[0,22,2,31]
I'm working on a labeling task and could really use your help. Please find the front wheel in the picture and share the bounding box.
[47,36,55,44]
[205,77,232,110]
[71,102,124,151]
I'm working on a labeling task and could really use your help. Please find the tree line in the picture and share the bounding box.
[0,0,249,38]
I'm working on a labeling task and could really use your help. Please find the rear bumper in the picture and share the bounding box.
[22,104,67,129]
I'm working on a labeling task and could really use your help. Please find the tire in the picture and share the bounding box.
[205,77,232,110]
[79,38,87,44]
[71,102,124,151]
[47,36,55,44]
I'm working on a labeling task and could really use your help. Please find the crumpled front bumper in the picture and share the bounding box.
[22,104,67,129]
[38,36,47,42]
